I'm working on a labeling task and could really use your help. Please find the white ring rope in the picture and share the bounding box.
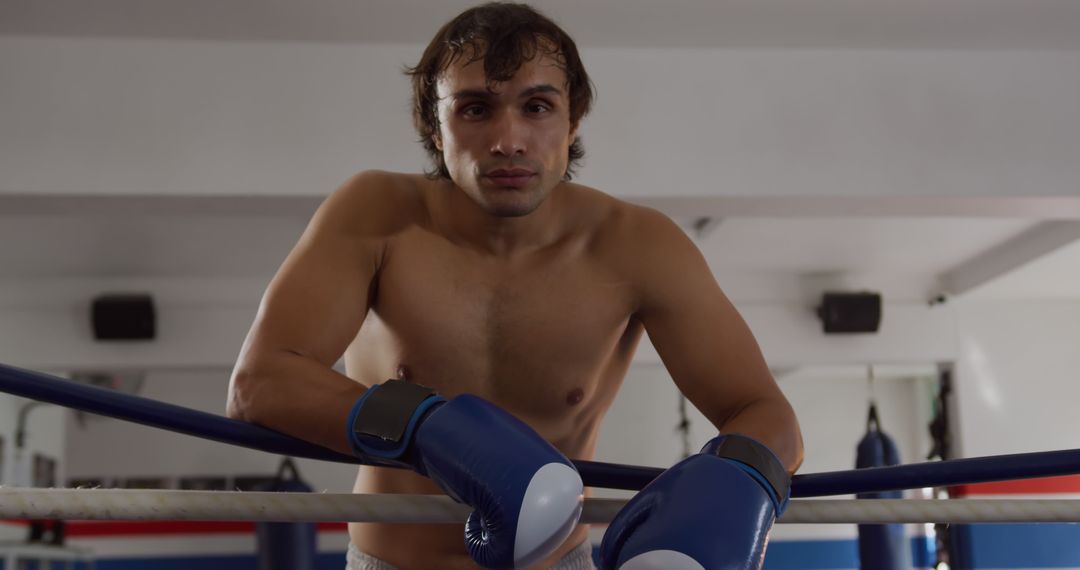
[2,488,1079,524]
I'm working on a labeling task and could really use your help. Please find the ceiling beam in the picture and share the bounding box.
[936,221,1080,298]
[5,194,1080,220]
[634,196,1080,220]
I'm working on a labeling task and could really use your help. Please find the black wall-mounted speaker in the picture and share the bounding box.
[817,292,882,334]
[91,294,156,341]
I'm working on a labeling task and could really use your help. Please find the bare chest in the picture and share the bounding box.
[345,229,640,421]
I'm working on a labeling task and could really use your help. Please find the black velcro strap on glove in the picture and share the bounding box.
[349,380,442,459]
[705,434,791,501]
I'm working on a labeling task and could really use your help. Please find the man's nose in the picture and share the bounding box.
[489,111,527,157]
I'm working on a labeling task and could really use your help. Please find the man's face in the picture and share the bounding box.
[434,51,578,218]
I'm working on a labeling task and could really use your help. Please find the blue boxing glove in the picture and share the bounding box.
[347,380,583,569]
[599,434,790,570]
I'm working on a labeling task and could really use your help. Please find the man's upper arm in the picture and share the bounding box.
[629,209,784,429]
[239,172,397,368]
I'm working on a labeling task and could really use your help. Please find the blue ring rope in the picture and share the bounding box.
[3,362,1079,497]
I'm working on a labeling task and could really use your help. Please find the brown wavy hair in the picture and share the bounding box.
[405,2,594,180]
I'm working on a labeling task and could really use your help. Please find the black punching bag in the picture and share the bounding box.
[856,404,911,570]
[256,458,317,570]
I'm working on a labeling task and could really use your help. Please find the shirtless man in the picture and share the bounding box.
[227,3,803,569]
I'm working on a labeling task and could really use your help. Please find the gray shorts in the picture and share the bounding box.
[345,540,596,570]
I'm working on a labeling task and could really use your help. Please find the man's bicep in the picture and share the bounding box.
[635,217,779,426]
[243,186,383,367]
[257,238,377,364]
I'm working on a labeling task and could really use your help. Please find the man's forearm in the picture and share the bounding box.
[228,351,368,456]
[711,396,804,474]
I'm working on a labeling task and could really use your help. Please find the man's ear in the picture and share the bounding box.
[432,131,443,152]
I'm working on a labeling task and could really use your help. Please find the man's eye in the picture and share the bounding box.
[526,101,552,114]
[462,105,487,118]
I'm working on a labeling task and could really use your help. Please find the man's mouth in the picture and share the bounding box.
[484,168,536,189]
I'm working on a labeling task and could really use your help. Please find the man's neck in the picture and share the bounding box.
[435,180,567,258]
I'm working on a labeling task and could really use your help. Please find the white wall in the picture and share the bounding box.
[0,393,66,487]
[0,286,259,370]
[3,36,1079,200]
[0,389,67,542]
[63,369,359,492]
[952,300,1080,458]
[594,363,935,480]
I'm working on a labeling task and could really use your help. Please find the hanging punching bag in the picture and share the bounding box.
[255,458,317,570]
[856,404,911,570]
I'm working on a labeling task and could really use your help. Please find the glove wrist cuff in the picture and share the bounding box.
[702,434,791,512]
[347,380,445,462]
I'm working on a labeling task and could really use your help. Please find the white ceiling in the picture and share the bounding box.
[706,218,1031,275]
[3,0,1080,50]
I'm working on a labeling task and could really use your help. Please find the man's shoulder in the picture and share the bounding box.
[333,169,429,207]
[561,184,699,293]
[319,170,431,238]
[559,182,682,246]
